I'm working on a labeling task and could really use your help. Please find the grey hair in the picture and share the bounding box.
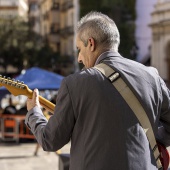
[77,11,120,52]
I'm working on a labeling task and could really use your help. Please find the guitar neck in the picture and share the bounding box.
[39,95,55,114]
[26,87,55,114]
[0,76,55,114]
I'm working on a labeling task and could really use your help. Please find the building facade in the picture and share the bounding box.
[0,0,28,20]
[28,0,40,34]
[150,0,170,81]
[135,0,157,63]
[36,0,79,75]
[0,0,28,73]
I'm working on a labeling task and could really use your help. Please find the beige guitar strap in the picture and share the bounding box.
[94,63,162,169]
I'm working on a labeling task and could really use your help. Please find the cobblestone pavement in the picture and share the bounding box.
[0,140,170,170]
[0,141,71,170]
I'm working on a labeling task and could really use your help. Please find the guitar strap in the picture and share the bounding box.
[94,63,163,170]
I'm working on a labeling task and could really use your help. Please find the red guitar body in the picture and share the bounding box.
[157,142,170,170]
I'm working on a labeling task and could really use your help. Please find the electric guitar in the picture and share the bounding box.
[0,76,170,169]
[0,75,55,114]
[157,141,170,170]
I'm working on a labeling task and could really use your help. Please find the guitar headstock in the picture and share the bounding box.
[0,75,32,98]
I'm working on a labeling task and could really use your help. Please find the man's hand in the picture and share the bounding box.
[27,89,41,111]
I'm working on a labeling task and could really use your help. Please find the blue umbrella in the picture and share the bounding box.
[0,67,64,101]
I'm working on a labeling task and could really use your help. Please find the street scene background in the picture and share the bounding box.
[1,0,170,170]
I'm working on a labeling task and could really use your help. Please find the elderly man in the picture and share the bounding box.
[25,11,170,170]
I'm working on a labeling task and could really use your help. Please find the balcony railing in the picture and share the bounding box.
[48,34,60,43]
[61,0,73,11]
[43,12,49,20]
[60,26,74,37]
[51,2,59,10]
[50,23,60,34]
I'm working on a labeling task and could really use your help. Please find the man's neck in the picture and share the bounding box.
[94,50,118,66]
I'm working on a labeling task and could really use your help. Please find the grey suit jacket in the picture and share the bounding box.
[25,51,170,170]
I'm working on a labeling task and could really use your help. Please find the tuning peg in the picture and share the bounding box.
[21,81,24,84]
[3,76,6,79]
[2,78,7,84]
[6,77,11,85]
[21,85,26,89]
[0,75,2,82]
[11,80,17,86]
[17,80,20,83]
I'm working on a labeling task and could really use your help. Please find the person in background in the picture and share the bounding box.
[25,11,170,170]
[3,97,16,115]
[16,105,27,115]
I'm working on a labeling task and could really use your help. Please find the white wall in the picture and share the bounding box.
[135,0,157,62]
[0,0,18,6]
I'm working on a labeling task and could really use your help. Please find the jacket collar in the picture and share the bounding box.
[94,51,121,66]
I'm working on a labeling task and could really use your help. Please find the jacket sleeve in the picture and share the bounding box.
[157,77,170,146]
[25,78,75,151]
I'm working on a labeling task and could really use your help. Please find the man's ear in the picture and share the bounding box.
[88,38,95,51]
